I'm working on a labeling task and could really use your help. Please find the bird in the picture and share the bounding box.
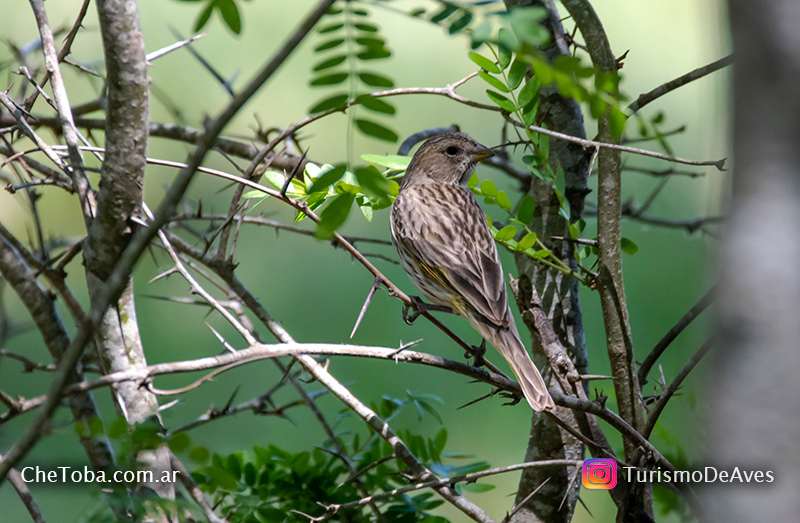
[390,131,555,411]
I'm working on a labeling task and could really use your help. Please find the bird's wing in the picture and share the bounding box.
[393,184,510,328]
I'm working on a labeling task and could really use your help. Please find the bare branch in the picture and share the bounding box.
[638,287,717,386]
[628,55,733,112]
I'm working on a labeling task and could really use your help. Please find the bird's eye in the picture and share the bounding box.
[445,146,459,156]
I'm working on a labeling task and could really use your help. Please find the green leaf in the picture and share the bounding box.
[517,232,537,251]
[314,38,345,52]
[169,432,191,453]
[355,36,384,48]
[242,189,267,199]
[496,191,511,211]
[530,59,553,84]
[318,22,343,34]
[609,105,628,138]
[355,165,392,200]
[496,225,517,241]
[621,237,639,255]
[357,48,391,60]
[316,193,356,239]
[507,58,527,90]
[356,94,396,114]
[434,428,448,453]
[486,90,517,112]
[480,179,498,197]
[108,417,128,439]
[194,2,214,32]
[589,94,608,119]
[449,12,473,34]
[359,72,394,87]
[310,72,348,86]
[467,172,479,189]
[468,52,501,74]
[308,165,346,193]
[497,45,512,70]
[509,7,548,46]
[359,199,374,221]
[354,22,378,33]
[216,0,241,34]
[312,55,347,72]
[533,249,551,259]
[361,153,411,170]
[497,27,519,52]
[431,4,458,23]
[518,79,539,108]
[518,195,535,224]
[595,71,621,93]
[471,20,492,46]
[189,446,209,463]
[309,93,349,113]
[478,71,509,93]
[355,119,399,142]
[89,416,104,436]
[462,483,496,493]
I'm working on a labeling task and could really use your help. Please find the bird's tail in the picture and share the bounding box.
[476,319,555,412]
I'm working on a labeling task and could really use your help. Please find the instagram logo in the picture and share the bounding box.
[582,459,617,489]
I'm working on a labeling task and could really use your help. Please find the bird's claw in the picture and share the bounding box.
[466,338,487,368]
[499,390,522,406]
[402,296,425,325]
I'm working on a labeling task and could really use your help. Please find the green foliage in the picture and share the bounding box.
[308,4,398,143]
[175,0,244,34]
[170,392,483,522]
[242,160,398,238]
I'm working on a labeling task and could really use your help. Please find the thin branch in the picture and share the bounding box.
[170,455,225,523]
[145,33,205,62]
[638,287,717,386]
[643,336,716,438]
[328,460,581,515]
[628,55,733,112]
[0,0,337,485]
[6,462,46,523]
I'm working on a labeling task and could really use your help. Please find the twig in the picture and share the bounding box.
[170,455,225,523]
[628,55,733,112]
[350,276,381,339]
[329,461,577,514]
[7,461,47,523]
[638,287,717,385]
[145,33,205,62]
[643,336,716,438]
[0,0,338,485]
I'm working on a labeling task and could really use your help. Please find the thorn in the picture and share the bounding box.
[281,148,308,198]
[350,276,381,339]
[205,322,236,353]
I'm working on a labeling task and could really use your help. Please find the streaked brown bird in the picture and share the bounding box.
[390,132,555,411]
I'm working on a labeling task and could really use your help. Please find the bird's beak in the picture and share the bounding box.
[470,143,495,164]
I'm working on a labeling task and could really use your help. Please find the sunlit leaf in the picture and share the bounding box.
[495,225,517,241]
[486,90,516,112]
[355,165,393,200]
[361,154,411,170]
[468,52,501,74]
[517,232,537,251]
[316,193,356,239]
[621,237,639,255]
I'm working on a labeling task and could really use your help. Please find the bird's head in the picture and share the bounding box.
[400,132,495,188]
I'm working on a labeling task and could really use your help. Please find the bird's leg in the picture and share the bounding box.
[402,296,454,325]
[466,338,487,368]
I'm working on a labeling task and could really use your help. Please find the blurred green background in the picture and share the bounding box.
[0,0,728,521]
